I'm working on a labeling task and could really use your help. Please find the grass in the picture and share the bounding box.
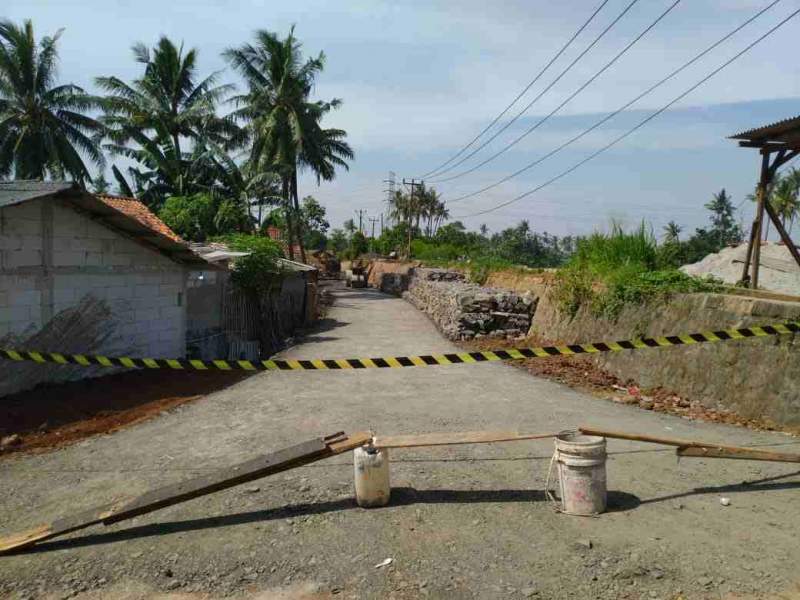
[553,222,723,319]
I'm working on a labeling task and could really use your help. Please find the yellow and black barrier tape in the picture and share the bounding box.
[1,321,797,372]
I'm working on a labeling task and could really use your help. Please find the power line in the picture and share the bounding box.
[428,0,642,181]
[454,6,800,219]
[446,0,782,205]
[433,0,680,185]
[419,0,610,179]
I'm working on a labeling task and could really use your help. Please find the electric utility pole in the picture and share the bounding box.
[355,209,367,235]
[402,178,424,258]
[383,171,396,226]
[369,217,379,239]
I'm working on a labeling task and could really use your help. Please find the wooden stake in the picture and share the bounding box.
[0,431,371,554]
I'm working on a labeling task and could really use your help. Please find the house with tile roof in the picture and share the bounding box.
[0,181,215,396]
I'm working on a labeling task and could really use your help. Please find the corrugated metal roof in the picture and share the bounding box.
[0,180,215,268]
[729,115,800,141]
[278,257,318,272]
[0,181,76,208]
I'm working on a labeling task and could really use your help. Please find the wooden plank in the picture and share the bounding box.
[0,431,371,554]
[373,431,556,449]
[579,426,706,447]
[579,425,800,463]
[676,445,800,463]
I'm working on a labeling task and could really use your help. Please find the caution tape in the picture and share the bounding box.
[0,321,797,372]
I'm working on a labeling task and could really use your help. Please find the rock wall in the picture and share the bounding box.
[530,289,800,428]
[403,268,537,340]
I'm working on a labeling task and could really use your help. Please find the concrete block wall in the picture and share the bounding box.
[0,198,188,395]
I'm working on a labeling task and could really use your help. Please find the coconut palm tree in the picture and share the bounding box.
[662,220,682,243]
[97,37,238,155]
[225,27,352,262]
[0,19,104,182]
[97,37,240,204]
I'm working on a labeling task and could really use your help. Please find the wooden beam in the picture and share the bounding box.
[373,431,556,449]
[579,426,800,463]
[676,446,800,463]
[0,431,371,554]
[763,201,800,270]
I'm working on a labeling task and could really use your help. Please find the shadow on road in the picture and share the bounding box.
[639,469,800,505]
[18,487,639,554]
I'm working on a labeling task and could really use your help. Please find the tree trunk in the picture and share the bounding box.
[291,169,307,264]
[282,176,296,261]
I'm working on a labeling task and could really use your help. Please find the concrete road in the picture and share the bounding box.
[1,284,799,599]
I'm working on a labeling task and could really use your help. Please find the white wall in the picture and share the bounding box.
[0,198,187,362]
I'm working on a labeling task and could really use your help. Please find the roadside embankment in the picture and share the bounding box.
[391,263,800,429]
[530,289,800,428]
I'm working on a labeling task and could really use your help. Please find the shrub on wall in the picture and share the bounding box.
[217,234,285,293]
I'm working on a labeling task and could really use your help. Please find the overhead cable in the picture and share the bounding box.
[419,0,611,179]
[453,6,800,219]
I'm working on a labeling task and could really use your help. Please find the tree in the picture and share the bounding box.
[705,189,742,247]
[300,195,329,250]
[770,170,800,235]
[662,221,682,243]
[97,36,239,205]
[0,19,104,182]
[225,27,352,263]
[343,218,357,236]
[328,229,348,253]
[347,230,368,258]
[91,173,111,194]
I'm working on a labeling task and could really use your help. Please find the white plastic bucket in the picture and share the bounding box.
[555,432,607,516]
[353,446,391,507]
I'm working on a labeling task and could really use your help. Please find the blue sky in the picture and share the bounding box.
[8,0,800,236]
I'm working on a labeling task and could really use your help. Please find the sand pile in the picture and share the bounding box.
[680,242,800,296]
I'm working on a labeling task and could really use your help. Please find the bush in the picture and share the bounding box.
[217,234,285,293]
[159,194,216,241]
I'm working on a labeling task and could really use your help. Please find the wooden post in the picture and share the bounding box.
[750,152,772,289]
[764,200,800,269]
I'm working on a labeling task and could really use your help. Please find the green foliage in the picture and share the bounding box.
[657,189,745,268]
[299,196,329,250]
[572,221,657,275]
[159,194,216,241]
[344,230,368,259]
[328,229,348,253]
[218,234,284,293]
[0,19,105,182]
[159,193,249,241]
[555,223,722,319]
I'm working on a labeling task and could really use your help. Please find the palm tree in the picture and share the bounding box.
[97,36,239,204]
[225,27,352,262]
[776,167,800,236]
[0,20,104,182]
[662,220,682,243]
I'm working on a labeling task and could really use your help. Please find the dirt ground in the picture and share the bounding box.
[1,284,800,600]
[463,337,787,434]
[0,370,251,455]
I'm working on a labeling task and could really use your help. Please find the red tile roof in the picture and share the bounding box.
[96,195,183,243]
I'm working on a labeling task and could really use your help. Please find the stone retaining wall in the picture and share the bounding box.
[403,268,537,340]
